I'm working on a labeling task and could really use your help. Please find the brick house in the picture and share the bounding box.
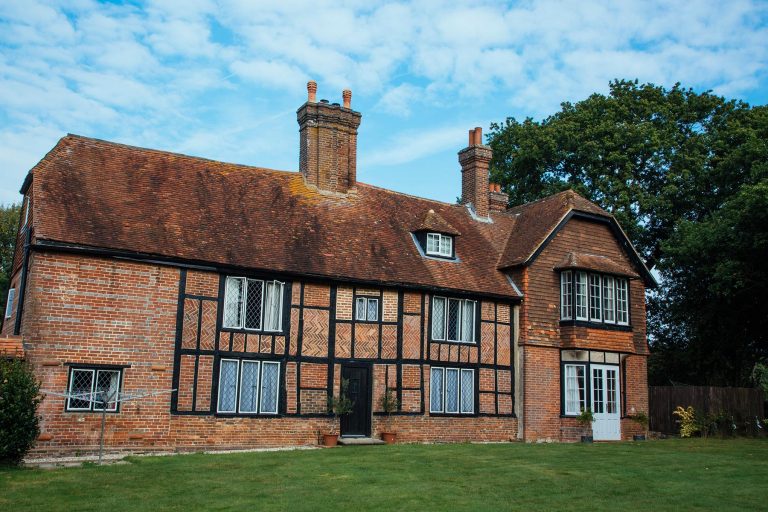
[1,82,655,453]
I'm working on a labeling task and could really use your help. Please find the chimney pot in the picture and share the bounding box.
[307,80,317,103]
[343,89,352,109]
[468,129,474,146]
[473,127,483,146]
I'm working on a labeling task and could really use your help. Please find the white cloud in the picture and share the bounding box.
[0,0,766,204]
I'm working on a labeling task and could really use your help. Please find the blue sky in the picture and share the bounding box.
[1,0,767,205]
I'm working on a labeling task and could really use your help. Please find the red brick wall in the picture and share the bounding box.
[517,216,649,441]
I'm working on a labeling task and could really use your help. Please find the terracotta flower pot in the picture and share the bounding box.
[381,432,397,444]
[322,434,339,447]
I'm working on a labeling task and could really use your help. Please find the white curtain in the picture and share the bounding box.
[223,277,243,328]
[565,365,582,415]
[461,300,474,342]
[264,281,283,331]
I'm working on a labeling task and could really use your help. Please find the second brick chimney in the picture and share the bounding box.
[459,127,492,218]
[489,183,509,212]
[297,81,362,195]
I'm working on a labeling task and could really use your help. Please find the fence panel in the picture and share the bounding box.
[649,386,764,434]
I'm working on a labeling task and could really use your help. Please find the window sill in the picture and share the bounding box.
[559,320,632,332]
[220,327,286,335]
[430,339,477,345]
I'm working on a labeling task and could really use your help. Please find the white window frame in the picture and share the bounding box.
[602,276,616,324]
[616,278,629,326]
[426,232,453,257]
[5,288,15,319]
[560,271,572,320]
[429,366,474,414]
[355,296,379,322]
[217,359,281,415]
[431,296,476,343]
[66,367,122,412]
[589,274,602,322]
[563,364,587,415]
[575,272,588,320]
[223,276,284,332]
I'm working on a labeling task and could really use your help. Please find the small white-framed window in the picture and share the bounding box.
[560,271,572,320]
[589,274,602,322]
[218,359,280,414]
[430,367,474,414]
[431,296,476,343]
[223,277,284,331]
[4,288,15,319]
[602,276,615,324]
[66,367,122,412]
[564,364,587,415]
[575,272,588,320]
[616,278,629,325]
[355,297,379,322]
[426,232,453,257]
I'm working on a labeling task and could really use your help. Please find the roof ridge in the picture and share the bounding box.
[64,134,465,209]
[63,134,297,177]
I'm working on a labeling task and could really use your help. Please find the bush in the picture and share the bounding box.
[672,405,700,438]
[0,359,41,465]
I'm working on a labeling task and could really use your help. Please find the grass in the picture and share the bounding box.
[1,438,767,511]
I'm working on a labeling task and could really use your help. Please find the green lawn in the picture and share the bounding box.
[1,439,766,511]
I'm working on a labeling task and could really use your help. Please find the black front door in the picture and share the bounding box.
[340,364,371,437]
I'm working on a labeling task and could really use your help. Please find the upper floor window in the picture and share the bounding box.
[426,233,453,257]
[561,272,629,326]
[223,277,284,331]
[4,288,15,319]
[432,296,476,343]
[355,297,379,322]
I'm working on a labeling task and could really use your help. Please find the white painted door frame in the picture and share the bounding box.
[591,364,621,441]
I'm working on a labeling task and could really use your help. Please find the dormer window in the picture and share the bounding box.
[426,233,453,258]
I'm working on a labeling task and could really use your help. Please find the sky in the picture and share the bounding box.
[1,0,767,206]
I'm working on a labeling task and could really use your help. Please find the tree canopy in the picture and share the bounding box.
[488,79,768,386]
[0,203,20,325]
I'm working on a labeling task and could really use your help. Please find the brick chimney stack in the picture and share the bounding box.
[488,183,509,212]
[458,127,492,218]
[297,81,362,195]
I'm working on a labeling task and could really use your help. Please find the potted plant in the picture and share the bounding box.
[379,387,400,444]
[629,410,649,441]
[577,408,594,443]
[324,378,354,446]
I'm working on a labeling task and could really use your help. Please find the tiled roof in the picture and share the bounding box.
[415,209,461,236]
[29,135,521,298]
[554,252,640,278]
[497,190,610,268]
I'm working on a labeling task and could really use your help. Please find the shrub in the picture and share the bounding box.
[672,405,700,438]
[0,359,41,465]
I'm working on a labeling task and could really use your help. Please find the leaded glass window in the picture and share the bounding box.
[223,276,284,332]
[430,366,474,415]
[431,296,476,342]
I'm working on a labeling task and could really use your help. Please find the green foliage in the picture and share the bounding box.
[488,80,768,387]
[576,408,594,427]
[651,181,768,385]
[673,406,700,438]
[0,359,41,465]
[0,203,21,326]
[752,363,768,396]
[379,387,399,415]
[629,411,649,429]
[327,378,354,417]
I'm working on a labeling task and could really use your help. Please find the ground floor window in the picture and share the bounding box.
[66,367,122,412]
[429,367,474,414]
[564,364,586,415]
[217,359,280,414]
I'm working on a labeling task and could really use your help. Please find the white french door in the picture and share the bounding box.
[591,365,620,440]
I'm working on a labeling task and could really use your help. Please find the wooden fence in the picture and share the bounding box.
[648,386,765,434]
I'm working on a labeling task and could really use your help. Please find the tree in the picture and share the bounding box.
[488,79,768,270]
[488,80,768,386]
[0,203,21,325]
[650,182,768,385]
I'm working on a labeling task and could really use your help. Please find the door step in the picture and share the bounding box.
[337,436,385,446]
